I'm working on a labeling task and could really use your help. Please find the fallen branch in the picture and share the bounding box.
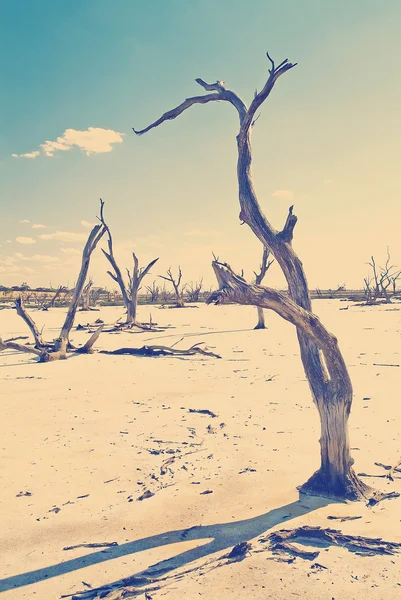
[263,526,401,557]
[0,338,42,357]
[100,342,221,359]
[375,460,401,481]
[63,541,118,551]
[4,335,29,343]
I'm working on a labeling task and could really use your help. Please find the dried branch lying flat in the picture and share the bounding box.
[263,525,401,557]
[100,342,221,359]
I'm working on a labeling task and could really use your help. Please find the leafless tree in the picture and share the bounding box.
[185,279,203,302]
[49,285,68,308]
[134,52,377,501]
[160,267,185,307]
[80,279,93,311]
[101,214,159,325]
[253,246,274,329]
[0,201,106,361]
[159,285,173,305]
[328,284,346,299]
[145,280,160,303]
[363,250,401,305]
[90,287,104,307]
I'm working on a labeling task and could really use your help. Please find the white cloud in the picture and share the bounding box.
[61,247,81,256]
[16,236,36,245]
[19,219,30,224]
[272,190,294,201]
[39,231,87,242]
[12,151,40,159]
[12,127,124,159]
[80,220,94,228]
[184,230,222,237]
[14,252,59,263]
[32,223,46,229]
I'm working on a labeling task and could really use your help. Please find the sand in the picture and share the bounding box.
[0,300,400,599]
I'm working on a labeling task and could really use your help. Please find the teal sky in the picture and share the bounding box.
[1,0,400,290]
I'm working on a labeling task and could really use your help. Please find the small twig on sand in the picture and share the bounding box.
[63,541,118,551]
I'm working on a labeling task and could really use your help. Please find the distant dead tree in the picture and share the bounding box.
[80,279,93,311]
[185,279,203,302]
[328,284,346,299]
[159,285,173,305]
[145,280,160,303]
[90,287,104,307]
[253,246,274,329]
[160,267,185,307]
[134,52,381,501]
[101,215,159,325]
[367,250,400,304]
[49,285,67,308]
[0,201,107,361]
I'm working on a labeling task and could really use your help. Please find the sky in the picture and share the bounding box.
[1,0,401,292]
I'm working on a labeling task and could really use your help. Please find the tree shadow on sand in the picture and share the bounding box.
[0,494,331,594]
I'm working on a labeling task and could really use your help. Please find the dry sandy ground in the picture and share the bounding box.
[0,300,401,599]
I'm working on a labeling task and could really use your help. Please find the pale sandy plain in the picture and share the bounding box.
[0,300,401,599]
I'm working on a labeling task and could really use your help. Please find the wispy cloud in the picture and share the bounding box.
[19,219,30,224]
[12,151,40,159]
[80,220,94,228]
[39,231,87,242]
[272,190,294,201]
[184,230,223,238]
[32,223,46,229]
[14,252,59,263]
[16,236,36,245]
[61,247,81,256]
[12,127,124,159]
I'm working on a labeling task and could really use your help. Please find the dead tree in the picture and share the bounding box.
[159,285,173,305]
[160,267,185,307]
[80,279,93,310]
[145,281,160,303]
[253,246,273,329]
[90,286,103,307]
[101,216,158,325]
[49,285,67,308]
[0,202,106,361]
[134,53,375,500]
[365,251,401,305]
[185,279,203,302]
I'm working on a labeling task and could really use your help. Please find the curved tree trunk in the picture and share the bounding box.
[133,53,375,500]
[208,262,370,499]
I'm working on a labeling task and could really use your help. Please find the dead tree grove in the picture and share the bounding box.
[133,52,380,501]
[160,267,185,307]
[101,212,158,325]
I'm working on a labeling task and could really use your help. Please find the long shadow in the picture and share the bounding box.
[143,328,254,343]
[0,494,332,593]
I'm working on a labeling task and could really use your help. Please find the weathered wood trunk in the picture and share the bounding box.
[173,284,185,308]
[255,306,266,329]
[127,286,138,324]
[133,53,375,500]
